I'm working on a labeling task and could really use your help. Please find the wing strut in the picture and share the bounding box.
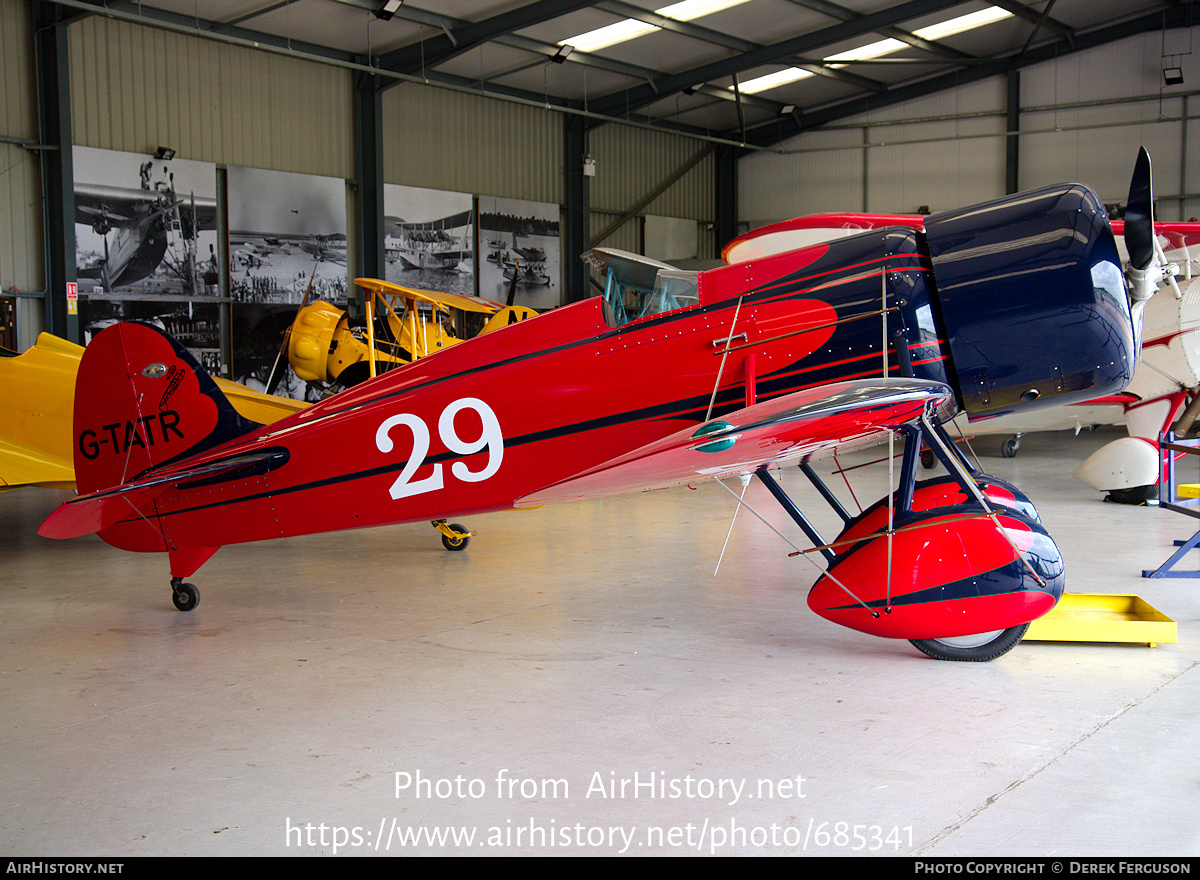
[754,468,836,565]
[744,416,1046,593]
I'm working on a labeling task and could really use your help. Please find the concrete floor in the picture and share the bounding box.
[1,426,1197,857]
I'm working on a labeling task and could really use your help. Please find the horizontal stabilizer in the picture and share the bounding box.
[38,448,289,540]
[519,379,954,507]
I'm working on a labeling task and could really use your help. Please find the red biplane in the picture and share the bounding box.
[39,151,1170,661]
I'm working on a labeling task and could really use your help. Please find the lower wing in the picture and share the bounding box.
[518,378,956,507]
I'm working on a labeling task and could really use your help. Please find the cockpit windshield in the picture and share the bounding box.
[583,248,700,326]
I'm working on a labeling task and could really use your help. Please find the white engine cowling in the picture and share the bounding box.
[1074,436,1159,492]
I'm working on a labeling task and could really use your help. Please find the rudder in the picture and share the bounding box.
[73,322,261,495]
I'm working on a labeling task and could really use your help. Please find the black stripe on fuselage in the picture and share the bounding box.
[120,254,933,527]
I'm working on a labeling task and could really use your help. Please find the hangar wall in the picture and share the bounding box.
[379,83,717,257]
[381,83,560,204]
[2,0,1192,346]
[588,123,716,258]
[0,0,717,348]
[0,0,45,314]
[68,16,356,179]
[738,26,1200,230]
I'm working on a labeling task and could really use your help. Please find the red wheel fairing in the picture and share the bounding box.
[807,507,1064,640]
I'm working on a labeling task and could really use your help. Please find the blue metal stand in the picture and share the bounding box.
[1142,535,1200,578]
[1143,432,1200,578]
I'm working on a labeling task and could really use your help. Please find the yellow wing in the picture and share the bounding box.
[353,277,503,315]
[0,333,305,491]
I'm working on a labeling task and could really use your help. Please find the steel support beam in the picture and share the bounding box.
[563,110,590,303]
[1006,70,1020,194]
[716,144,738,255]
[355,69,386,282]
[34,1,78,342]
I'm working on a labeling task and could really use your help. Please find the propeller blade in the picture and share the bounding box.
[1125,146,1154,272]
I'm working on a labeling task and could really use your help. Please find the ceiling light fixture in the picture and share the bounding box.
[374,0,403,21]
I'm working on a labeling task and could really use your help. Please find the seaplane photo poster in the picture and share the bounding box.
[383,183,475,299]
[73,145,221,367]
[479,196,561,311]
[226,165,348,401]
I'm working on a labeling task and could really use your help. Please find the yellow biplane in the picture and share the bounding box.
[284,277,538,394]
[0,333,307,491]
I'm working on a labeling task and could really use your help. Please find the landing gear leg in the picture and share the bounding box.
[170,577,200,612]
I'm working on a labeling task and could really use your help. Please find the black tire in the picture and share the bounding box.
[172,582,200,612]
[1001,438,1019,458]
[1104,484,1157,505]
[441,523,470,551]
[909,623,1029,662]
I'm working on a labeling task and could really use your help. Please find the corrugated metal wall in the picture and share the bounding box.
[589,123,715,222]
[69,16,355,178]
[382,83,562,203]
[739,28,1200,228]
[585,122,715,259]
[0,0,44,304]
[379,91,717,256]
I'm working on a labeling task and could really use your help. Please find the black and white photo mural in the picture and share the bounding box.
[226,165,348,401]
[383,184,476,299]
[73,145,221,369]
[479,196,561,311]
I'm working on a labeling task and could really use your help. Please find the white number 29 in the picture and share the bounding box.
[375,398,504,500]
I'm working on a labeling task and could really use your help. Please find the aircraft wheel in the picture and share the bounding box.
[441,524,471,552]
[172,582,200,612]
[1104,484,1157,505]
[1001,438,1020,458]
[920,448,935,469]
[908,623,1029,662]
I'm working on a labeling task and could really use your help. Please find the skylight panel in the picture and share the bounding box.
[735,6,1014,95]
[736,68,814,95]
[562,19,658,53]
[825,38,906,63]
[914,6,1013,42]
[559,0,752,54]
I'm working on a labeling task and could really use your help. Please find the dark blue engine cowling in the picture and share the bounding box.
[923,183,1135,418]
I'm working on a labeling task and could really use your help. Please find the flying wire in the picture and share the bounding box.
[713,475,879,616]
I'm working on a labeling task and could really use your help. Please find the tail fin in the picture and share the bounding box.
[73,322,261,495]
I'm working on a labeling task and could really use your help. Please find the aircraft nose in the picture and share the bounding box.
[924,182,1136,418]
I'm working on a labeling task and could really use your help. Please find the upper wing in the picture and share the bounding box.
[355,277,502,315]
[722,213,927,264]
[75,183,217,229]
[518,379,955,507]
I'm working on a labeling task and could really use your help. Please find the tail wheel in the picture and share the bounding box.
[909,623,1029,662]
[171,581,200,612]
